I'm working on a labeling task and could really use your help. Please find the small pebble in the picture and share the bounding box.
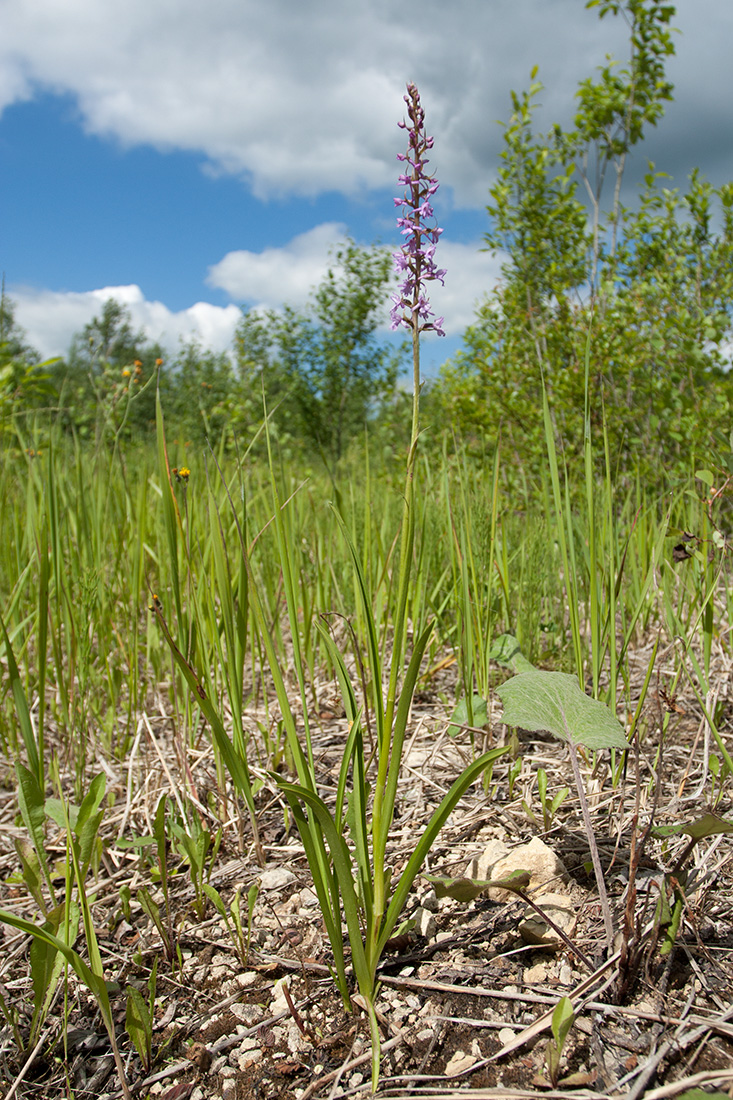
[444,1049,475,1076]
[414,906,436,938]
[260,867,297,890]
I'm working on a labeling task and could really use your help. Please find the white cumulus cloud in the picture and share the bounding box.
[12,285,241,362]
[0,0,636,207]
[207,223,350,308]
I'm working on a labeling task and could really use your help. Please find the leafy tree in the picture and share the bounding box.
[435,0,733,479]
[0,289,56,432]
[165,340,237,446]
[234,242,405,461]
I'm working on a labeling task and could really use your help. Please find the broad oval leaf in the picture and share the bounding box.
[497,671,628,751]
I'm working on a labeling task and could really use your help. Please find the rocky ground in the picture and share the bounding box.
[2,644,733,1099]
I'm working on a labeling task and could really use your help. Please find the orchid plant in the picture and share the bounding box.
[273,83,506,1091]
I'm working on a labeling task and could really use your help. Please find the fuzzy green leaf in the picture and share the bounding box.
[424,869,531,903]
[497,671,628,751]
[125,986,152,1071]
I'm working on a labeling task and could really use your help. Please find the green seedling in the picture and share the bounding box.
[204,879,261,966]
[125,957,158,1073]
[169,803,222,921]
[537,767,570,832]
[0,986,24,1054]
[546,996,575,1087]
[119,795,177,960]
[0,906,133,1099]
[708,753,730,809]
[137,887,176,965]
[447,694,488,743]
[507,756,522,800]
[650,813,733,957]
[7,766,107,1052]
[29,900,80,1047]
[424,870,593,971]
[0,770,133,1099]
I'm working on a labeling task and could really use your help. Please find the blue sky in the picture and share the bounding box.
[2,0,732,376]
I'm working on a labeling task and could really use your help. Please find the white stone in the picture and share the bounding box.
[420,888,439,912]
[498,1027,516,1045]
[230,1003,263,1026]
[523,961,548,983]
[445,1049,476,1076]
[260,867,297,890]
[519,892,577,948]
[238,1049,263,1068]
[237,971,259,988]
[559,963,574,985]
[477,837,569,902]
[270,976,291,1013]
[465,839,510,882]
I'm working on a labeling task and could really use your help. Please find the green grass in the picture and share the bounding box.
[0,417,730,776]
[1,407,731,1093]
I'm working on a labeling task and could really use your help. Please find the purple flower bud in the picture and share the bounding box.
[390,83,445,337]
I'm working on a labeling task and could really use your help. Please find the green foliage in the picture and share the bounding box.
[497,670,629,751]
[546,996,575,1087]
[0,290,56,432]
[235,241,405,460]
[166,340,237,445]
[55,298,162,441]
[125,958,157,1073]
[435,0,733,480]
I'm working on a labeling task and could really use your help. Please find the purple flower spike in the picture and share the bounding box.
[390,82,445,337]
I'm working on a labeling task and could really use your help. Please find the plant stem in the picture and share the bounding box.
[567,739,615,951]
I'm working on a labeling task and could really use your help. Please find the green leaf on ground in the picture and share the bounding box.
[497,671,628,751]
[488,634,536,673]
[651,813,733,841]
[424,869,531,903]
[448,695,488,736]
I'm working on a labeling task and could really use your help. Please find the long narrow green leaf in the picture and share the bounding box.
[1,612,39,779]
[277,780,373,999]
[149,598,255,811]
[379,745,508,958]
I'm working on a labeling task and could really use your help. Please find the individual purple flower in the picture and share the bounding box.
[390,83,446,338]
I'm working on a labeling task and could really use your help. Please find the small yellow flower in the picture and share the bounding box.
[122,368,131,377]
[155,357,163,366]
[179,466,190,481]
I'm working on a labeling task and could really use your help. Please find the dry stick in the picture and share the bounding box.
[643,1068,733,1100]
[566,739,615,950]
[2,1027,50,1100]
[513,886,595,972]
